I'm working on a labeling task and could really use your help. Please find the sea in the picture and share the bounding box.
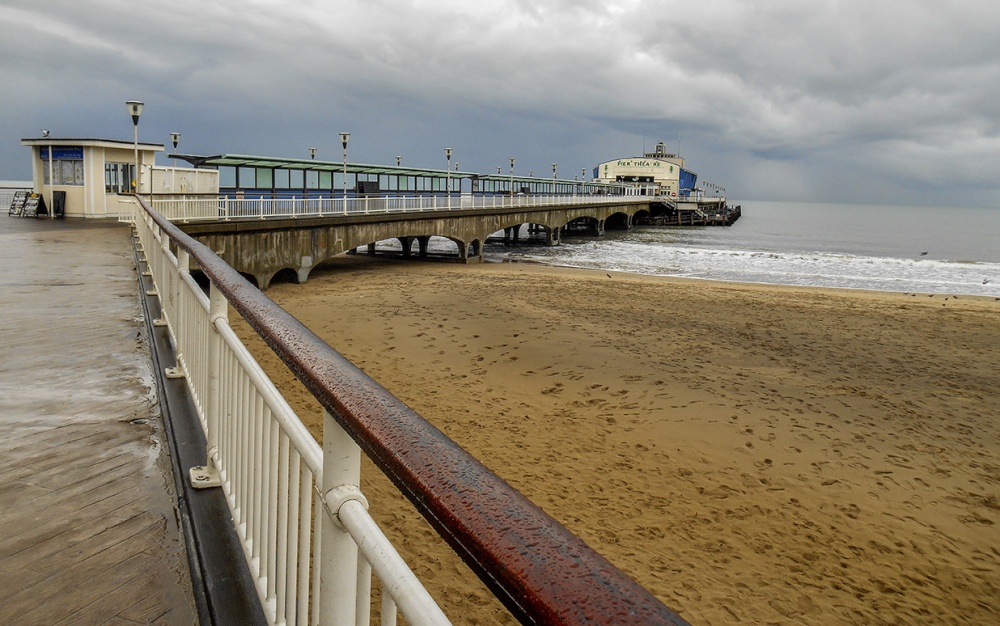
[477,201,1000,298]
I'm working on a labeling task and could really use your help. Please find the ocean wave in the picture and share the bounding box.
[490,240,1000,297]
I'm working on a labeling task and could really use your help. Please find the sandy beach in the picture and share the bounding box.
[232,256,1000,625]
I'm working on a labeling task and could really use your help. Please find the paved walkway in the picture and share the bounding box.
[0,215,198,624]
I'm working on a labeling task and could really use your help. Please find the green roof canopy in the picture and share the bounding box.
[172,153,607,186]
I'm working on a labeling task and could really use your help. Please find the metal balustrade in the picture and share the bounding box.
[147,192,652,222]
[126,194,689,626]
[131,196,449,626]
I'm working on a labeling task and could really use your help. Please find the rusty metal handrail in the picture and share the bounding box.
[135,196,689,625]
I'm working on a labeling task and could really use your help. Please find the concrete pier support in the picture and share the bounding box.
[503,226,522,245]
[417,236,431,258]
[398,236,413,257]
[546,227,560,246]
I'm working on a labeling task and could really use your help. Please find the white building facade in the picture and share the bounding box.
[20,137,163,218]
[592,142,697,197]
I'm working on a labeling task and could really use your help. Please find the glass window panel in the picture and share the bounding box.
[289,169,304,188]
[306,170,319,189]
[238,167,256,188]
[219,166,236,188]
[257,168,273,189]
[274,169,290,189]
[319,171,332,189]
[60,160,75,184]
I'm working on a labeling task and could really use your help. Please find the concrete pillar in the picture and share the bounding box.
[546,227,560,247]
[417,236,430,258]
[597,219,605,236]
[257,272,272,291]
[296,266,310,284]
[367,243,376,254]
[398,236,412,258]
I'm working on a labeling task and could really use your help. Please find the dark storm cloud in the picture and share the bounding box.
[2,0,997,206]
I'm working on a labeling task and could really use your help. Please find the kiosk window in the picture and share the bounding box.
[105,162,136,192]
[44,159,85,186]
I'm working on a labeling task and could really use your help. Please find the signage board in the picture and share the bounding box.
[40,146,84,160]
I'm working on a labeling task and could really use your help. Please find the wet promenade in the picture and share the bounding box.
[0,215,197,623]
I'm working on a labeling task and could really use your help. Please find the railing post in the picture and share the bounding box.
[319,409,366,626]
[189,279,226,490]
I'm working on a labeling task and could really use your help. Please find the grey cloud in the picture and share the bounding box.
[1,0,998,207]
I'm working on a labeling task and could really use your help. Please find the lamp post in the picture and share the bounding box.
[396,155,401,166]
[46,142,54,219]
[310,147,316,160]
[581,167,587,195]
[125,100,143,193]
[445,147,452,209]
[509,157,515,195]
[339,132,350,212]
[169,132,180,192]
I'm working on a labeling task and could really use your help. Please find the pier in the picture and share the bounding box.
[133,191,738,289]
[148,193,654,289]
[0,216,199,623]
[645,198,742,226]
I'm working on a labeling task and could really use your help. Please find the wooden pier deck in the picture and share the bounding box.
[0,216,197,624]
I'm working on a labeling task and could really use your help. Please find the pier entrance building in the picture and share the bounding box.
[592,141,698,198]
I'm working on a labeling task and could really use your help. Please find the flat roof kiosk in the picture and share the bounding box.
[20,137,163,218]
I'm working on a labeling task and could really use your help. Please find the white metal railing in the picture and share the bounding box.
[148,193,650,222]
[129,196,450,625]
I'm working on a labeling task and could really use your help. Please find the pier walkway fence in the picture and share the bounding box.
[126,194,689,625]
[137,191,668,223]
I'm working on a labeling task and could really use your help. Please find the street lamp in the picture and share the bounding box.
[169,132,181,191]
[125,100,143,192]
[396,155,402,166]
[581,167,587,195]
[309,147,316,160]
[509,157,515,195]
[339,132,350,211]
[552,163,557,178]
[445,147,453,209]
[169,131,180,167]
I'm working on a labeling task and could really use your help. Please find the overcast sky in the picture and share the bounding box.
[2,0,998,207]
